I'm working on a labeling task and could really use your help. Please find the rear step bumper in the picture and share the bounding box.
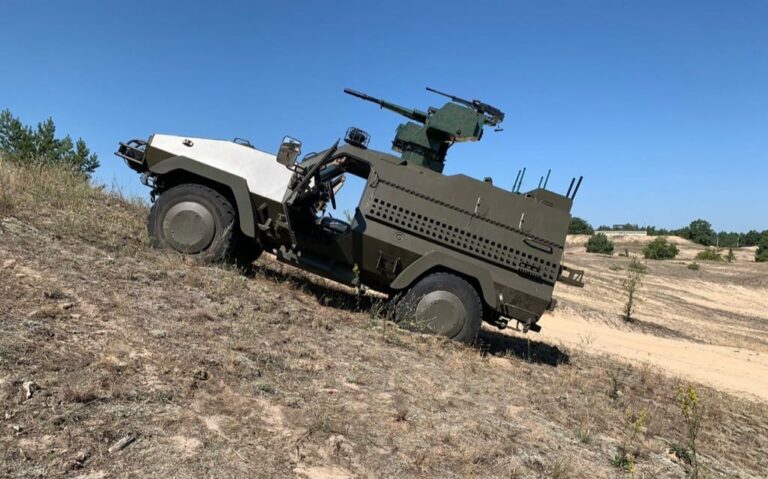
[115,139,148,172]
[558,265,585,287]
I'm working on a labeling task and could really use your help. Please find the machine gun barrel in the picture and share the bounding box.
[344,88,428,123]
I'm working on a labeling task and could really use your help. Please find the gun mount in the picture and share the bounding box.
[344,87,505,173]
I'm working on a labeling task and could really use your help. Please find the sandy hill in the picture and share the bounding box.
[1,161,766,478]
[566,234,759,262]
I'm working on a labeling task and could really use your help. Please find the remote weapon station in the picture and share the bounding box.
[116,87,584,344]
[344,87,504,173]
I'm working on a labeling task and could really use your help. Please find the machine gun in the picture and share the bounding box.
[425,87,504,128]
[344,87,505,173]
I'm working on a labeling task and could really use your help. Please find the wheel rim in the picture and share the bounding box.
[162,201,216,254]
[414,290,466,338]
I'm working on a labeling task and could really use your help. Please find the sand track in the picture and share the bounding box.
[522,235,768,401]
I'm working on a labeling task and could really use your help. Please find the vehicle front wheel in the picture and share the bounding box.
[148,183,260,264]
[394,272,483,344]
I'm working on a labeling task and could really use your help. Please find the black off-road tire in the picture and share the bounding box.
[395,272,483,344]
[147,183,261,265]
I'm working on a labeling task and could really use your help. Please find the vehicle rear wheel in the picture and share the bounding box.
[148,183,260,264]
[394,272,482,344]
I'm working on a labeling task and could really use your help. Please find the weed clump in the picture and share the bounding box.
[687,262,700,271]
[695,247,723,262]
[676,385,704,478]
[611,406,648,473]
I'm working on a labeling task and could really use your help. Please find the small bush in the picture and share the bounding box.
[695,248,722,262]
[687,262,700,271]
[725,248,736,263]
[643,237,679,260]
[628,257,647,274]
[623,258,646,320]
[586,233,614,254]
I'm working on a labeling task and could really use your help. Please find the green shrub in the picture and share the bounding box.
[687,262,700,271]
[726,248,736,263]
[686,219,716,246]
[569,216,594,235]
[695,248,723,262]
[757,236,768,263]
[643,237,679,260]
[586,233,614,254]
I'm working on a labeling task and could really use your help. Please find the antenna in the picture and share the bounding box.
[571,176,583,199]
[512,169,522,192]
[543,169,551,189]
[516,168,527,193]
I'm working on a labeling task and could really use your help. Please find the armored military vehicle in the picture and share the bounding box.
[116,88,584,343]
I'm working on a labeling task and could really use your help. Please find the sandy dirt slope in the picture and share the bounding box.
[523,235,768,400]
[2,164,768,478]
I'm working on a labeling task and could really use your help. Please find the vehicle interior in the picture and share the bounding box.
[288,153,371,241]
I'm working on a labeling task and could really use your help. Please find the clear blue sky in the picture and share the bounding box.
[2,1,766,231]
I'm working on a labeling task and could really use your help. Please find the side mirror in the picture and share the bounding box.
[277,136,302,167]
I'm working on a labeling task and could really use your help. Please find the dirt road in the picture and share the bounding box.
[537,310,768,400]
[520,234,768,401]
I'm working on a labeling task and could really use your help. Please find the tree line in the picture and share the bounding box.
[0,109,99,177]
[570,217,768,262]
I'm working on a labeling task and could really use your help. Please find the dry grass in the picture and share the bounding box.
[1,161,767,478]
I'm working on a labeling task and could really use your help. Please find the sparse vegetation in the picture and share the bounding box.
[677,385,704,478]
[643,236,679,260]
[725,248,735,263]
[1,160,767,478]
[607,367,624,400]
[586,232,614,254]
[0,158,13,215]
[611,406,648,473]
[687,262,700,271]
[628,257,647,274]
[695,247,723,262]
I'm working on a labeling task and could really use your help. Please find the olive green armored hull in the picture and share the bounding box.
[118,131,583,334]
[318,145,573,325]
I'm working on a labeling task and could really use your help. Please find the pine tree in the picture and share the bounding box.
[0,109,99,176]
